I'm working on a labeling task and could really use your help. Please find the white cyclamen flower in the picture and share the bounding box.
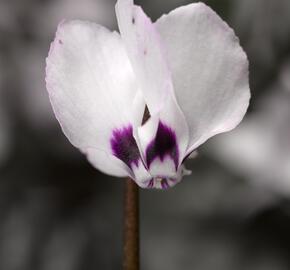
[45,0,250,189]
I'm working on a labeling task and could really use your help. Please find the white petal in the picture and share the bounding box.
[156,3,250,154]
[148,157,177,179]
[84,148,132,177]
[130,162,153,188]
[46,20,143,175]
[115,0,174,115]
[135,96,189,177]
[116,0,190,173]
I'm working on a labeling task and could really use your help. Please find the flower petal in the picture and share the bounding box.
[155,3,250,154]
[116,0,190,178]
[135,95,189,180]
[46,20,143,175]
[115,0,173,115]
[84,148,132,177]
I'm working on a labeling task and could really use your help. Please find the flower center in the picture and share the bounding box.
[110,121,180,189]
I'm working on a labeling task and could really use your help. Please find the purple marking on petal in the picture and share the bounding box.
[147,179,154,188]
[110,125,140,169]
[146,121,179,170]
[58,39,63,44]
[161,179,169,189]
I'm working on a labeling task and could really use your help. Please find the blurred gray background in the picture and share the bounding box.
[0,0,290,269]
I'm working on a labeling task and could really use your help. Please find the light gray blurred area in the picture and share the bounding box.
[1,0,290,269]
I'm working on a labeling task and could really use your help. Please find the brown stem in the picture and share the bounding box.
[123,178,139,270]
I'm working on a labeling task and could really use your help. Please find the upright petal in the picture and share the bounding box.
[115,0,173,115]
[156,3,250,154]
[116,0,190,183]
[46,20,143,176]
[134,96,190,189]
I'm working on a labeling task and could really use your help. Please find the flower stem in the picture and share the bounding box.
[123,178,139,270]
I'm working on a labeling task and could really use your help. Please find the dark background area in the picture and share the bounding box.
[0,0,290,269]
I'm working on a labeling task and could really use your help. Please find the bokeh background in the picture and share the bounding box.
[0,0,290,269]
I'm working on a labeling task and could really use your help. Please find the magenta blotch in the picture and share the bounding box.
[147,179,154,188]
[110,125,140,169]
[145,121,179,170]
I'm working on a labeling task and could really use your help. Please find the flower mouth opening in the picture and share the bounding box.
[147,176,177,189]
